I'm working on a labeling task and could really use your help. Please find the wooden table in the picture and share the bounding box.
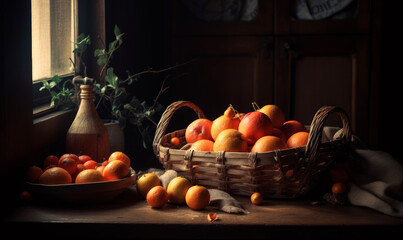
[3,185,403,239]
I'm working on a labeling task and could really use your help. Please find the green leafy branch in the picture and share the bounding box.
[39,75,75,109]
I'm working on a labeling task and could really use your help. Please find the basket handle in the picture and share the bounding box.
[153,101,206,156]
[304,106,352,176]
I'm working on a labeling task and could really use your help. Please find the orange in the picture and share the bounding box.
[213,129,249,152]
[238,111,273,144]
[259,105,285,129]
[43,155,59,169]
[185,185,210,210]
[108,151,131,168]
[251,136,288,153]
[271,128,287,142]
[58,156,78,175]
[170,137,181,147]
[167,176,192,204]
[250,192,263,205]
[39,167,72,185]
[96,165,105,174]
[60,153,80,164]
[189,139,214,152]
[137,173,161,198]
[281,120,307,139]
[78,155,92,164]
[185,118,213,143]
[83,160,99,170]
[20,191,33,203]
[75,169,104,183]
[26,166,43,183]
[211,105,240,141]
[146,186,169,208]
[103,160,129,181]
[287,131,309,148]
[331,182,347,194]
[71,163,86,182]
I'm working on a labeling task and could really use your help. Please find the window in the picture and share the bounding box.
[32,0,78,115]
[31,0,77,81]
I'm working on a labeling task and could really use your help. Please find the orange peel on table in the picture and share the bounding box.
[207,212,218,222]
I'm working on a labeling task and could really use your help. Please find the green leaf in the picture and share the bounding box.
[50,75,62,84]
[114,25,121,38]
[94,49,106,57]
[96,55,108,66]
[105,67,118,88]
[101,85,107,94]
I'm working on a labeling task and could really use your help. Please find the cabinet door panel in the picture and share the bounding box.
[275,36,369,142]
[172,37,273,118]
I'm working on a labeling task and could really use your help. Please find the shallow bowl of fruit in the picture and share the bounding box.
[25,167,136,203]
[24,152,137,203]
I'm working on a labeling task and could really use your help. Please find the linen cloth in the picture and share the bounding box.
[347,149,403,217]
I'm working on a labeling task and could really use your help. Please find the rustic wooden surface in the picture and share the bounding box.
[3,185,403,239]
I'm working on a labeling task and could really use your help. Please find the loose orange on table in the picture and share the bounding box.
[332,182,347,194]
[167,176,192,204]
[137,173,161,198]
[185,185,210,210]
[251,192,263,205]
[146,186,169,208]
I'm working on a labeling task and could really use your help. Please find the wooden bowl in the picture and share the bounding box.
[25,168,136,203]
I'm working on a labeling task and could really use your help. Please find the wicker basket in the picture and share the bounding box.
[153,101,352,198]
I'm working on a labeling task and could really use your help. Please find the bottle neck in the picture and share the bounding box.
[80,85,94,100]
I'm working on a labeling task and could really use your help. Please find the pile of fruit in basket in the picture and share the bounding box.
[25,151,131,185]
[171,103,309,153]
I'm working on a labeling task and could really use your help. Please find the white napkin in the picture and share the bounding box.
[347,149,403,217]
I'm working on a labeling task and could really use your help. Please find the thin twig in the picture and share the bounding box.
[123,59,195,83]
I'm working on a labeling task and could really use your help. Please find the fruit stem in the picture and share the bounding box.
[252,102,260,111]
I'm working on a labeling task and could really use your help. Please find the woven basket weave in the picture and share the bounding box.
[153,101,352,198]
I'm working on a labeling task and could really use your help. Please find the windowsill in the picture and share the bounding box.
[33,107,75,125]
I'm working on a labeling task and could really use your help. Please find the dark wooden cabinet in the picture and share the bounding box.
[169,0,377,146]
[275,36,370,141]
[172,36,273,118]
